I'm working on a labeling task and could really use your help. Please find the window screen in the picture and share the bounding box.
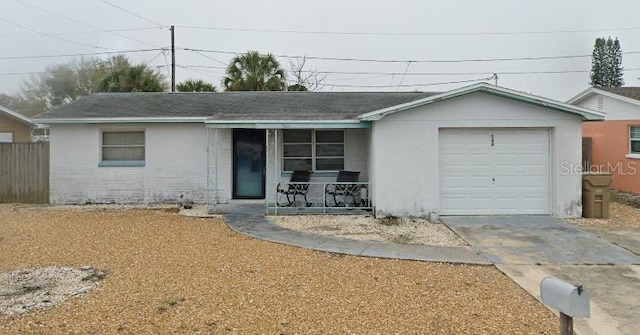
[102,131,145,161]
[282,130,344,171]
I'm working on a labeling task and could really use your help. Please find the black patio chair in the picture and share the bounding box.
[276,170,312,207]
[325,170,361,207]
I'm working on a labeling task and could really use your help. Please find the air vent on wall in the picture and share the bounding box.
[597,97,604,111]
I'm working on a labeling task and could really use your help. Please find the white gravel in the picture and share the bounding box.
[0,266,106,316]
[269,215,468,246]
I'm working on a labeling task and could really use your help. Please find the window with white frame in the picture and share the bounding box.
[630,126,640,154]
[283,130,344,171]
[101,131,145,164]
[0,131,13,143]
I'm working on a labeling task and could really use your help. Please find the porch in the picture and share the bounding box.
[203,121,372,215]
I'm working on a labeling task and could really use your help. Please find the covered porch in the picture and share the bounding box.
[204,120,372,214]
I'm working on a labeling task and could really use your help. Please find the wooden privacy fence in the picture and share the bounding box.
[0,142,49,204]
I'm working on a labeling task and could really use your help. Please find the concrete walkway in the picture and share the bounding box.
[442,215,640,265]
[222,205,640,335]
[223,203,490,264]
[441,215,640,335]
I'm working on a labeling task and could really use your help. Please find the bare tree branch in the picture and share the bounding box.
[287,56,328,91]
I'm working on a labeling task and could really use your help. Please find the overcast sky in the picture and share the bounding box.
[1,0,639,101]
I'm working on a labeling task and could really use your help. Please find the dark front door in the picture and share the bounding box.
[233,129,266,199]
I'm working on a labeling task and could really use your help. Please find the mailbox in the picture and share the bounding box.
[540,277,590,318]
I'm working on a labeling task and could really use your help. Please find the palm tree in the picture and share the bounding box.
[98,56,166,92]
[223,51,286,91]
[176,79,217,92]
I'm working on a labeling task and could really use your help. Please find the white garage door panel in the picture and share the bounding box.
[440,128,550,215]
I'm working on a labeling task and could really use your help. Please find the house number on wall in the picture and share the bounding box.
[490,133,495,147]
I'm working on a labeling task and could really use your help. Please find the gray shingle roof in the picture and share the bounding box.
[600,87,640,101]
[35,91,438,121]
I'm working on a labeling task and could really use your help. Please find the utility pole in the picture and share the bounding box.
[170,25,176,92]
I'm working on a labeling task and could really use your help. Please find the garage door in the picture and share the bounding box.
[439,128,550,215]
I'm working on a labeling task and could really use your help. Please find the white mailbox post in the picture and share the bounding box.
[540,277,590,335]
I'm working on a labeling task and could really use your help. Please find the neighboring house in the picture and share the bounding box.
[569,87,640,194]
[0,104,35,142]
[34,83,603,217]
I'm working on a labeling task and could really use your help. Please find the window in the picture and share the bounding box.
[630,126,640,154]
[0,131,13,143]
[101,131,145,166]
[283,130,344,171]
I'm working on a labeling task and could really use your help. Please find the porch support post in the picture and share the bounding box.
[213,128,218,212]
[206,128,209,212]
[274,129,278,215]
[206,127,219,213]
[265,129,269,214]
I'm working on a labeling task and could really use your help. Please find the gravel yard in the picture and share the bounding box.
[566,202,640,231]
[269,215,467,246]
[0,204,557,334]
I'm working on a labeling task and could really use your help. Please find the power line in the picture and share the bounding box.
[396,61,412,91]
[178,64,226,70]
[176,65,224,75]
[182,67,223,81]
[182,47,640,64]
[0,15,113,50]
[175,25,640,37]
[98,0,163,27]
[0,26,162,38]
[0,48,165,60]
[312,68,640,76]
[5,62,638,79]
[174,64,640,77]
[143,50,165,67]
[14,0,161,48]
[324,77,494,88]
[188,50,228,66]
[0,52,169,77]
[329,74,391,82]
[173,66,493,88]
[161,49,172,79]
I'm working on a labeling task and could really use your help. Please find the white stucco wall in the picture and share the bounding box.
[49,123,207,204]
[207,128,233,204]
[578,94,640,120]
[370,92,583,218]
[50,124,369,205]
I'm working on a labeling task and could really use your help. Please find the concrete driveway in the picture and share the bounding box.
[442,216,640,335]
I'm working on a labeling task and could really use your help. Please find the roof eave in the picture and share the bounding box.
[32,117,209,124]
[0,105,34,125]
[566,87,597,104]
[359,83,604,121]
[205,119,371,129]
[567,87,640,108]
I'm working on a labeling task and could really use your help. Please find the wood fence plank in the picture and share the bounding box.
[0,142,50,204]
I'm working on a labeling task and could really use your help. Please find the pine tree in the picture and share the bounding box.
[611,38,624,86]
[590,38,606,87]
[590,37,624,87]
